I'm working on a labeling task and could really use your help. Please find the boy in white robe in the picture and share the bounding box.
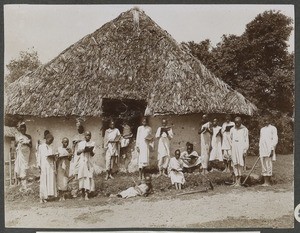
[210,118,223,162]
[168,149,185,190]
[104,120,121,180]
[136,117,153,180]
[39,134,57,203]
[69,124,85,178]
[198,114,212,175]
[259,117,278,186]
[180,143,201,171]
[56,137,72,201]
[77,131,96,200]
[230,117,249,187]
[221,115,235,173]
[155,119,174,177]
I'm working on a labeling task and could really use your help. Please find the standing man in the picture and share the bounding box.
[221,115,235,173]
[136,117,153,180]
[209,118,223,162]
[230,117,249,187]
[155,119,174,177]
[104,120,121,180]
[69,124,85,178]
[77,131,96,200]
[198,114,212,175]
[259,117,278,186]
[15,122,32,191]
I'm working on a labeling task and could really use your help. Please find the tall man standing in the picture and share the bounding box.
[198,114,212,175]
[155,119,173,177]
[230,117,249,187]
[104,120,121,180]
[259,117,278,186]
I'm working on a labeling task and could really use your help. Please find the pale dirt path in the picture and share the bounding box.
[5,188,293,228]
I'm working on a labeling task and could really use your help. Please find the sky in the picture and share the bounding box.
[4,4,294,69]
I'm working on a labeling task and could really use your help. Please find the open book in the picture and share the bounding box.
[84,146,94,153]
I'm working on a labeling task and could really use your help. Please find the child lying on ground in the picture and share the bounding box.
[111,176,153,198]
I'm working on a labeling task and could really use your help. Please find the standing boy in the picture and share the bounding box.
[230,117,249,187]
[259,117,278,186]
[104,120,121,180]
[221,115,235,173]
[155,119,174,177]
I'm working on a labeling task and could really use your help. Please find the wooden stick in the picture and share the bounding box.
[176,188,208,196]
[242,156,260,186]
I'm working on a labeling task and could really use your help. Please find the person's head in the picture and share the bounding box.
[62,137,69,148]
[45,134,54,145]
[19,124,27,135]
[225,114,231,122]
[212,118,218,126]
[202,114,208,123]
[174,149,181,159]
[145,176,152,185]
[141,117,148,126]
[109,120,115,129]
[161,118,168,127]
[78,125,84,134]
[85,131,91,142]
[263,116,270,127]
[234,117,242,128]
[44,130,50,139]
[187,143,194,154]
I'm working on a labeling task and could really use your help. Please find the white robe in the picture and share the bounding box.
[104,128,121,157]
[259,125,278,161]
[230,125,249,167]
[210,126,223,161]
[77,140,95,191]
[14,133,31,179]
[168,157,185,185]
[221,121,235,150]
[56,147,71,191]
[69,133,85,176]
[200,122,212,156]
[136,125,152,168]
[155,127,173,160]
[119,183,149,198]
[39,144,57,199]
[180,150,201,168]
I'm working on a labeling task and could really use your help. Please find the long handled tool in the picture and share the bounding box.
[176,188,208,196]
[242,156,260,186]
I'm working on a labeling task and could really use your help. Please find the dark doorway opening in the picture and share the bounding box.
[101,98,147,137]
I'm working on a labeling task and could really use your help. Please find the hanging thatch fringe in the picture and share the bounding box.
[5,7,257,118]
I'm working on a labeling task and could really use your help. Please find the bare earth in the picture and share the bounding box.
[5,186,293,228]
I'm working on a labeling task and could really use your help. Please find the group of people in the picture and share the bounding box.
[13,113,278,202]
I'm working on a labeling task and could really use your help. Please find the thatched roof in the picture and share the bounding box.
[4,126,18,138]
[5,8,257,117]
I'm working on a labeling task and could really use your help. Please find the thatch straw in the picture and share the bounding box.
[4,126,18,138]
[5,8,257,117]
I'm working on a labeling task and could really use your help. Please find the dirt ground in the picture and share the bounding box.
[5,154,294,229]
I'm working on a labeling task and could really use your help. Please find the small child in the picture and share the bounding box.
[56,137,73,201]
[168,149,185,190]
[115,176,153,198]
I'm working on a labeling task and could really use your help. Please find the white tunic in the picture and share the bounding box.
[69,133,85,176]
[39,144,57,199]
[136,125,152,168]
[56,147,71,191]
[230,125,249,166]
[180,150,201,168]
[77,140,95,191]
[14,133,31,179]
[200,122,212,156]
[221,121,235,150]
[168,157,185,185]
[104,128,121,157]
[259,125,278,161]
[155,127,173,160]
[210,126,223,161]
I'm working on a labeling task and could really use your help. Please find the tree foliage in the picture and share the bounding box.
[5,49,41,85]
[184,10,294,154]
